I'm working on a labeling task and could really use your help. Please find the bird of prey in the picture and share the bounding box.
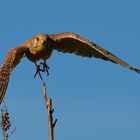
[0,32,140,104]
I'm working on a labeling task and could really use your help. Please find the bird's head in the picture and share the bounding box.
[32,34,47,48]
[24,34,48,54]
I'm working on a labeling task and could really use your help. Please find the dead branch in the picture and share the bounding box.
[40,75,57,140]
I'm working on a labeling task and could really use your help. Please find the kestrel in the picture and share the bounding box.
[0,32,140,104]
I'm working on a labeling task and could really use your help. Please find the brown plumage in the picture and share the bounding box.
[0,32,140,104]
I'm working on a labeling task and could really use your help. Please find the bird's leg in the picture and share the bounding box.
[40,60,50,76]
[34,62,44,79]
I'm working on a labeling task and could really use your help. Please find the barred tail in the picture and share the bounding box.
[0,69,10,104]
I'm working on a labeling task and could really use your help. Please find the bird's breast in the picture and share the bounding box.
[26,46,53,62]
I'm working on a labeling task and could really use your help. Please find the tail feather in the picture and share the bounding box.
[0,70,10,104]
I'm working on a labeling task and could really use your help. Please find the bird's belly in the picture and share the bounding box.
[26,48,52,62]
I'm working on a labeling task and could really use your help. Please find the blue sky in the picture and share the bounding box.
[0,0,140,140]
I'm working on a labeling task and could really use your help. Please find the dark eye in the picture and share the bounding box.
[34,37,39,43]
[36,37,39,41]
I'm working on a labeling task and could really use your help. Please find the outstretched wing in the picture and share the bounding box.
[0,45,28,104]
[48,32,140,73]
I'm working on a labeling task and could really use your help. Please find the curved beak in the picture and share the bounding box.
[39,39,46,45]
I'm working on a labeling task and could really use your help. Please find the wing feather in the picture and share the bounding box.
[48,32,140,73]
[0,45,27,104]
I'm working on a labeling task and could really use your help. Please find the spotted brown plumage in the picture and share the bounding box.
[0,32,140,104]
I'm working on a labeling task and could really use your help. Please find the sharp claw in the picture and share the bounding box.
[34,65,40,78]
[40,61,50,76]
[34,60,50,79]
[34,64,44,78]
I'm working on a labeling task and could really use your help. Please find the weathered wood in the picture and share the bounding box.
[42,78,57,140]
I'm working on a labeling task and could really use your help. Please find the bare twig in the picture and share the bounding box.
[39,74,57,140]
